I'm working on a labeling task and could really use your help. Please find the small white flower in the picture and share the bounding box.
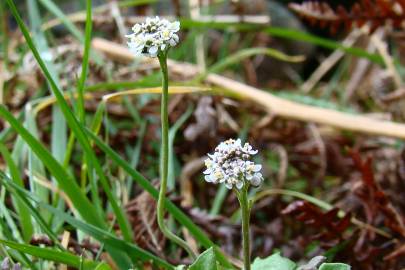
[203,139,263,190]
[126,16,181,58]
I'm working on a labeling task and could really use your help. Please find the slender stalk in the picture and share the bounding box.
[76,0,92,123]
[237,186,251,270]
[157,52,197,260]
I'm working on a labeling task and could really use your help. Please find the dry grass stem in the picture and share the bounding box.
[92,38,405,140]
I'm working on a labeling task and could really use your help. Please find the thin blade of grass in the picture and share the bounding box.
[26,0,67,165]
[0,0,9,69]
[76,0,92,122]
[85,72,162,92]
[26,0,59,219]
[168,106,193,190]
[119,0,158,8]
[0,189,23,242]
[74,0,105,221]
[124,120,147,198]
[25,108,49,224]
[0,239,111,270]
[210,185,228,216]
[0,143,33,242]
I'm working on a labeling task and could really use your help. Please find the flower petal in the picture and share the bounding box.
[253,164,262,172]
[148,46,158,56]
[236,181,244,189]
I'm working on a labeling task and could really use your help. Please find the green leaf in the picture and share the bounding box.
[26,0,62,216]
[189,248,217,270]
[0,239,112,270]
[95,263,113,270]
[251,253,297,270]
[85,72,162,92]
[318,263,351,270]
[76,0,92,122]
[168,106,193,189]
[0,143,33,242]
[118,0,158,8]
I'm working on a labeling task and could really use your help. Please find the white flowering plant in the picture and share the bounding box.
[126,16,180,58]
[203,139,263,189]
[126,16,197,260]
[202,138,263,270]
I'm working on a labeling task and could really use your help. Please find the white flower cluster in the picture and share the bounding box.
[126,16,180,58]
[204,139,263,189]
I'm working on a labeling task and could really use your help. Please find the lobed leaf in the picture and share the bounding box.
[251,253,297,270]
[189,248,218,270]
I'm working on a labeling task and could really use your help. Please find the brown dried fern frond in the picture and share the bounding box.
[289,0,405,33]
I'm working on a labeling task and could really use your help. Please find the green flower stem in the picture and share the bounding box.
[157,52,197,260]
[236,185,251,270]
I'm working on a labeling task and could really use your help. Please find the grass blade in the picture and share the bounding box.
[26,0,67,166]
[76,0,92,122]
[0,143,33,242]
[25,108,49,223]
[168,106,193,190]
[0,189,23,242]
[85,72,162,92]
[0,239,111,270]
[26,0,60,217]
[0,0,9,69]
